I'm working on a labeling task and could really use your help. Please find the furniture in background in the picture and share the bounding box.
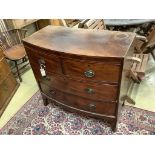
[4,19,39,37]
[135,24,155,60]
[9,19,39,30]
[0,50,19,117]
[128,24,155,83]
[104,19,155,26]
[35,19,67,29]
[4,19,72,30]
[37,19,81,29]
[23,26,138,131]
[4,19,85,34]
[74,19,106,30]
[0,29,28,82]
[83,19,106,30]
[104,19,155,35]
[65,19,81,27]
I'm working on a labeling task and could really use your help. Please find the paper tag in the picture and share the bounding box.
[40,68,46,77]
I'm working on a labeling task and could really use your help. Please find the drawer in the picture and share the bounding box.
[25,47,62,74]
[0,57,11,84]
[0,73,17,109]
[40,83,116,116]
[39,73,118,102]
[62,59,121,83]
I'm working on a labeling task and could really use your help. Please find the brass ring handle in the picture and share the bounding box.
[85,88,95,94]
[88,103,96,110]
[84,70,95,78]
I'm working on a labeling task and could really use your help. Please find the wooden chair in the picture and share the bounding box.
[129,25,155,83]
[129,53,149,82]
[135,24,155,60]
[143,25,155,60]
[0,29,28,82]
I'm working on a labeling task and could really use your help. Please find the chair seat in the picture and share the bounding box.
[3,44,26,60]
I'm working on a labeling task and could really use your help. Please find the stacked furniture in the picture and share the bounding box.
[0,50,19,117]
[75,19,106,30]
[135,24,155,60]
[23,26,138,131]
[129,25,155,83]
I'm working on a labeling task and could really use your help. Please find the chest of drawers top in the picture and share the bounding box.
[23,25,136,60]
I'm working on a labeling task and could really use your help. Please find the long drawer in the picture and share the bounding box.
[30,63,118,101]
[62,59,121,83]
[40,73,118,102]
[0,73,17,109]
[0,57,11,84]
[40,83,116,116]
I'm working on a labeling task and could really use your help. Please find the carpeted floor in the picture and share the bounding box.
[0,91,155,135]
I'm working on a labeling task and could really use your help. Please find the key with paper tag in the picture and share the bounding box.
[40,65,46,77]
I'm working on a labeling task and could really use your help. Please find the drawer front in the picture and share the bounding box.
[40,83,116,116]
[39,73,118,102]
[25,47,62,74]
[0,73,17,109]
[62,59,121,83]
[0,58,11,84]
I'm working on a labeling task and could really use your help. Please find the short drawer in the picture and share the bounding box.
[0,73,17,109]
[0,58,11,84]
[62,59,121,83]
[40,83,116,116]
[25,47,62,74]
[39,73,118,102]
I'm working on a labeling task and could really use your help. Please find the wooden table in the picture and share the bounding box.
[104,19,155,26]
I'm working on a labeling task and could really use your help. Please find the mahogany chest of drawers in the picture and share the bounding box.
[23,26,136,131]
[0,50,19,117]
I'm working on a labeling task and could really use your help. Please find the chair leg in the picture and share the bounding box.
[14,60,22,82]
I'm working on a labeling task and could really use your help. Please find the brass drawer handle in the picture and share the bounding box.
[84,70,95,78]
[85,88,95,94]
[88,103,96,110]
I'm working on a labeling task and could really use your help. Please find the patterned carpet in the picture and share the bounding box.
[0,91,155,135]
